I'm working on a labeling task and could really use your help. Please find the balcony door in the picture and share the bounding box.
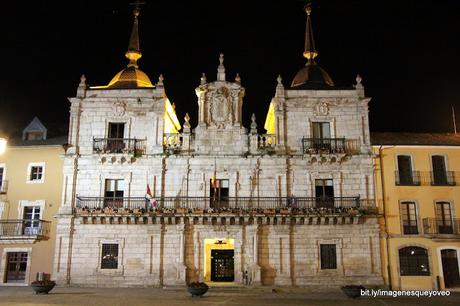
[23,206,41,235]
[6,252,28,283]
[312,122,331,151]
[104,179,124,208]
[397,155,414,185]
[432,155,448,185]
[107,122,125,153]
[436,202,453,234]
[210,179,229,209]
[441,249,460,288]
[315,179,334,208]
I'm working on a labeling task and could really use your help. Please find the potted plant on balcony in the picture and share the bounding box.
[187,282,209,297]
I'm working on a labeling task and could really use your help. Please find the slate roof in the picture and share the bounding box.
[371,132,460,146]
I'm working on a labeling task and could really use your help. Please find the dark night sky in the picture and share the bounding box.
[1,0,460,137]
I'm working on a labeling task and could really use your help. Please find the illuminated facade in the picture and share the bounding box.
[373,133,460,291]
[0,118,65,285]
[53,5,383,287]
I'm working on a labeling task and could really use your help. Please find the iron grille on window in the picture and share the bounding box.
[399,246,430,276]
[320,244,337,269]
[101,244,118,269]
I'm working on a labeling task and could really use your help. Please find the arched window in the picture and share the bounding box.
[399,246,430,276]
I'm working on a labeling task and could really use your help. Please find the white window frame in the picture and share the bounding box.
[97,239,124,275]
[0,247,33,286]
[18,200,45,221]
[26,162,45,184]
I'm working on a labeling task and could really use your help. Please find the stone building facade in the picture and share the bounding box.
[53,4,383,287]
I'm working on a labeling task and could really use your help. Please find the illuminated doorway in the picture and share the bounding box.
[204,238,235,283]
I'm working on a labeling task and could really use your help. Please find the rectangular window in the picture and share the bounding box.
[30,166,43,181]
[401,201,418,234]
[101,243,119,269]
[23,206,41,235]
[432,155,448,185]
[320,244,337,269]
[397,155,416,185]
[436,202,453,234]
[312,122,331,139]
[0,167,4,192]
[104,179,124,208]
[107,123,126,153]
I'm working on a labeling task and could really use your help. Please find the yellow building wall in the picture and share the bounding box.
[373,145,460,290]
[0,144,64,285]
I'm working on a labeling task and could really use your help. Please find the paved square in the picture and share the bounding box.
[0,287,459,306]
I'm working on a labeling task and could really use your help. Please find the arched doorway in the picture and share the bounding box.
[441,249,460,288]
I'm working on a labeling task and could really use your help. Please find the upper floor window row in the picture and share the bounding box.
[395,155,457,186]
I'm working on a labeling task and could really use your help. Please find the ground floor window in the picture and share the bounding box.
[399,246,430,276]
[101,243,119,269]
[320,244,337,269]
[6,252,28,282]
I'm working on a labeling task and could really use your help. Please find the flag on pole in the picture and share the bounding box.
[146,184,153,198]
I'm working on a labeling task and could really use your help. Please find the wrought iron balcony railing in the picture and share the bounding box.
[302,138,346,154]
[429,171,457,186]
[76,197,150,210]
[0,180,7,194]
[0,219,51,239]
[395,170,421,186]
[93,138,146,155]
[423,218,460,235]
[75,196,372,212]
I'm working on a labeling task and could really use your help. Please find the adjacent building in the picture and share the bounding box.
[53,5,383,287]
[373,133,460,290]
[0,118,65,285]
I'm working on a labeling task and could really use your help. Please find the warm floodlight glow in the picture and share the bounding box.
[0,137,7,155]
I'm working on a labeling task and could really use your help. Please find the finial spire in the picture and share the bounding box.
[217,53,226,81]
[303,2,318,61]
[125,1,144,68]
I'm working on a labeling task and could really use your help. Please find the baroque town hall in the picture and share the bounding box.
[53,4,383,287]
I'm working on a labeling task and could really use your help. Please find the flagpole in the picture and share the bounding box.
[453,106,458,135]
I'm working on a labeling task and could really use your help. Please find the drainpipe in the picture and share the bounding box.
[379,145,392,290]
[66,100,82,285]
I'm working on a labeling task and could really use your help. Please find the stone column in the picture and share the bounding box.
[247,225,261,285]
[274,227,291,285]
[175,224,187,284]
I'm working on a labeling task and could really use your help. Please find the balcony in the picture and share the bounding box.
[423,218,460,236]
[75,196,374,214]
[302,138,346,154]
[0,219,51,243]
[0,180,7,194]
[395,170,421,186]
[93,138,146,156]
[429,171,457,186]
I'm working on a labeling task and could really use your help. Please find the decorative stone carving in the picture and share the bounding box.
[314,101,329,116]
[208,87,233,128]
[113,101,126,116]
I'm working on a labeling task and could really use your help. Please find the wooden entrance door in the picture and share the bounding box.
[210,249,234,282]
[6,252,28,282]
[441,249,460,288]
